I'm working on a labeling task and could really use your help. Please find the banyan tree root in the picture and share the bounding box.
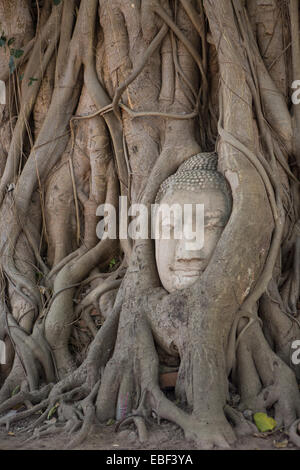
[91,295,237,450]
[234,319,300,429]
[1,292,300,450]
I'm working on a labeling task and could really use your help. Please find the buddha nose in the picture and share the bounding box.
[175,233,206,261]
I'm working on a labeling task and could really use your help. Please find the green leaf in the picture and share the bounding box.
[0,36,6,47]
[106,418,115,426]
[28,77,38,86]
[53,0,61,5]
[11,48,24,59]
[7,37,15,46]
[109,258,116,268]
[254,412,277,433]
[11,385,20,397]
[9,56,15,75]
[47,402,59,420]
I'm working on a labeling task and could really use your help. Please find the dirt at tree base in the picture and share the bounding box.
[0,418,297,451]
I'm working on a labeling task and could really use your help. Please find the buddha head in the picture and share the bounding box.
[154,153,232,293]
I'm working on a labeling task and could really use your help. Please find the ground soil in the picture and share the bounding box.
[0,415,297,451]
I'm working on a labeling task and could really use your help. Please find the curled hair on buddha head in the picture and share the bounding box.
[155,152,232,211]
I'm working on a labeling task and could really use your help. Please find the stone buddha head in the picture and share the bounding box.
[154,153,232,293]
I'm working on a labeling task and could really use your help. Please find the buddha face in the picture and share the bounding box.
[155,188,230,293]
